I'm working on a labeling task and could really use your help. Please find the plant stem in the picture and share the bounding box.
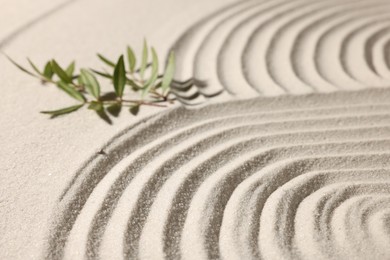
[121,99,167,107]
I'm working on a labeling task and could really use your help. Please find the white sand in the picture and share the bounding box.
[1,0,390,259]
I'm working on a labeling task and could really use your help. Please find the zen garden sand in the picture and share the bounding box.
[1,0,390,259]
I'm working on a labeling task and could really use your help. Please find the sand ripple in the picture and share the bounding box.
[170,0,390,104]
[42,0,390,259]
[45,89,390,259]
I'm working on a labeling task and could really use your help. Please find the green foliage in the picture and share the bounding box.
[27,59,42,76]
[127,46,137,73]
[140,39,148,79]
[6,41,178,122]
[162,51,175,94]
[80,69,100,99]
[113,55,126,98]
[142,48,159,97]
[88,101,103,111]
[97,54,115,67]
[51,59,72,83]
[6,55,37,78]
[43,62,54,80]
[57,81,85,102]
[66,61,75,77]
[41,104,84,117]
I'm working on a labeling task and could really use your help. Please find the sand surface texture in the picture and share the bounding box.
[1,0,390,259]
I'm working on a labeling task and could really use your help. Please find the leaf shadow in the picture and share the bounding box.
[95,109,112,125]
[107,103,122,117]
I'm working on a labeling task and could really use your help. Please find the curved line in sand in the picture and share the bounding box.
[68,111,390,258]
[169,0,390,104]
[371,33,390,79]
[182,155,390,260]
[45,89,390,259]
[355,26,390,78]
[39,1,390,259]
[294,182,390,259]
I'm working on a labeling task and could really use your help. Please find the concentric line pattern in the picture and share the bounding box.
[170,0,390,105]
[46,89,390,260]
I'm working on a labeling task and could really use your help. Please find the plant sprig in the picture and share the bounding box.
[6,40,176,123]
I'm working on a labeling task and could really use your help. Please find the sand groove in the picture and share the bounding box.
[45,89,390,259]
[170,0,390,103]
[40,0,390,259]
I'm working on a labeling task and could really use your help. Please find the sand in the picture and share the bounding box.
[1,0,390,259]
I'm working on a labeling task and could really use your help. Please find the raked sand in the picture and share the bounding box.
[1,0,390,259]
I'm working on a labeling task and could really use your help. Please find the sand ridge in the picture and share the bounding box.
[170,0,390,105]
[41,2,390,255]
[44,88,390,260]
[2,0,390,259]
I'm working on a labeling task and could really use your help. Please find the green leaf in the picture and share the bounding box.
[41,104,84,117]
[129,105,140,116]
[43,62,54,79]
[140,39,148,79]
[77,74,84,86]
[66,61,75,77]
[88,101,103,111]
[27,58,42,76]
[51,60,72,83]
[97,53,115,68]
[5,55,37,78]
[91,69,113,79]
[57,81,85,102]
[161,51,175,93]
[113,55,126,98]
[127,46,137,73]
[80,69,101,99]
[142,47,159,97]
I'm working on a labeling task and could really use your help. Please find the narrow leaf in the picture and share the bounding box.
[66,61,75,77]
[161,51,175,93]
[129,105,140,116]
[91,69,113,79]
[88,101,103,111]
[113,55,126,98]
[5,55,37,77]
[51,60,72,83]
[127,46,137,73]
[41,104,83,117]
[77,74,84,86]
[43,62,54,79]
[142,47,159,97]
[140,39,148,79]
[97,53,115,67]
[27,58,42,76]
[57,81,85,102]
[80,69,101,99]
